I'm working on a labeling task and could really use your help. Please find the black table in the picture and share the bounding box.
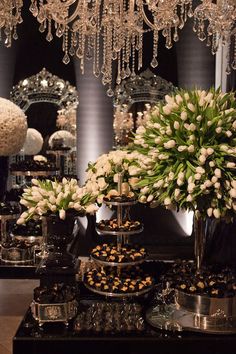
[13,307,236,354]
[0,261,37,279]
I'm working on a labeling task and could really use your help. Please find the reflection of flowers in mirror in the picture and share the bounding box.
[23,128,43,155]
[136,104,152,128]
[56,108,77,135]
[33,155,47,163]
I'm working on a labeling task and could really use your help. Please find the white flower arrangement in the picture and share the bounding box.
[85,150,153,204]
[48,130,76,148]
[0,97,27,156]
[17,177,98,224]
[132,88,236,219]
[23,128,43,155]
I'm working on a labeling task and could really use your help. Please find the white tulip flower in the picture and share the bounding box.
[164,197,172,206]
[178,145,187,152]
[187,103,195,112]
[174,121,180,129]
[164,140,176,149]
[207,208,213,217]
[214,168,221,178]
[213,208,221,218]
[211,176,218,184]
[180,111,188,121]
[226,162,236,168]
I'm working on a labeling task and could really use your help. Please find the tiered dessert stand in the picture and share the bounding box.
[84,173,153,298]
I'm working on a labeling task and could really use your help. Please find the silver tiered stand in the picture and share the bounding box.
[84,173,153,299]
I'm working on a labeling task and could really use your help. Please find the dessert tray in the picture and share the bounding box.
[0,240,34,264]
[146,261,236,334]
[31,283,78,326]
[84,267,153,298]
[90,243,147,267]
[84,173,153,298]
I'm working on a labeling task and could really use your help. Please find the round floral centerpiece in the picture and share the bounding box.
[132,88,236,221]
[0,97,27,156]
[85,149,153,204]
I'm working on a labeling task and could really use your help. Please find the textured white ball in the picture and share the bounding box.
[23,128,44,155]
[0,97,27,156]
[48,130,75,148]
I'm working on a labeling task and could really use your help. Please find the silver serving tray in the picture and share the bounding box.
[146,303,236,334]
[13,235,43,244]
[84,282,153,298]
[0,245,34,264]
[31,299,78,326]
[90,254,146,268]
[95,224,143,236]
[176,290,236,317]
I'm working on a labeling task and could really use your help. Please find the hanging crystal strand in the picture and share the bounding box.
[94,31,100,77]
[165,27,173,49]
[69,32,76,56]
[193,16,197,33]
[93,2,101,78]
[106,27,114,97]
[16,1,23,24]
[121,46,126,79]
[29,0,39,16]
[151,26,159,68]
[131,36,136,79]
[116,52,121,85]
[13,25,18,40]
[173,7,179,42]
[46,18,53,42]
[184,2,188,23]
[101,27,106,79]
[211,31,218,55]
[187,0,193,18]
[62,26,70,64]
[179,1,185,29]
[138,33,143,71]
[125,36,131,78]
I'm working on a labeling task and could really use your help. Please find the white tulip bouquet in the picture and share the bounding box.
[85,149,153,204]
[132,88,236,219]
[17,177,98,224]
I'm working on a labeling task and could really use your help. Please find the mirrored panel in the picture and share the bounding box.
[9,68,79,182]
[113,69,175,147]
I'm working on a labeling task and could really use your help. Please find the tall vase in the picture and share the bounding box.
[193,213,206,273]
[194,214,236,272]
[41,213,76,270]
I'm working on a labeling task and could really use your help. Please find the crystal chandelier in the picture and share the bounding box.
[29,0,193,95]
[193,0,236,73]
[0,0,23,47]
[0,1,235,92]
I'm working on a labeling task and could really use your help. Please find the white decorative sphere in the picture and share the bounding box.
[23,128,44,155]
[48,130,76,148]
[0,97,27,156]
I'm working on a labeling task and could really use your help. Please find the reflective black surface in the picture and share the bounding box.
[13,277,236,354]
